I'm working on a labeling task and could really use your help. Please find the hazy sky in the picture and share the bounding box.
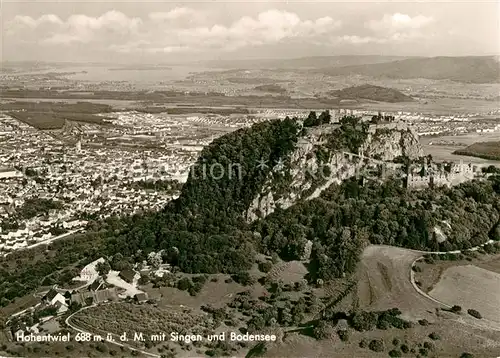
[2,0,499,63]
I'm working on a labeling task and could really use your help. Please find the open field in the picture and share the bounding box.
[262,244,500,357]
[0,97,137,107]
[1,101,115,129]
[0,101,113,113]
[0,293,39,317]
[141,274,253,309]
[2,87,499,114]
[356,245,500,331]
[0,338,129,358]
[135,106,250,115]
[421,132,500,164]
[476,256,500,274]
[429,265,500,324]
[7,112,66,129]
[352,97,500,114]
[420,132,500,147]
[263,319,500,358]
[268,323,500,357]
[414,252,500,293]
[454,141,500,160]
[262,245,500,357]
[265,260,308,285]
[355,245,438,321]
[423,144,500,165]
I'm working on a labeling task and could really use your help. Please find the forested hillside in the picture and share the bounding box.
[256,177,500,280]
[177,117,299,217]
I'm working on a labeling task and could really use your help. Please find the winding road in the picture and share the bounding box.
[357,240,499,325]
[408,239,500,332]
[409,239,495,309]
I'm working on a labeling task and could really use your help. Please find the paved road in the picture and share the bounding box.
[2,229,84,258]
[357,240,498,322]
[409,239,496,306]
[412,240,495,256]
[409,240,500,332]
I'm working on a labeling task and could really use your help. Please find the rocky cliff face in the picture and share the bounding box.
[245,123,423,222]
[362,124,424,160]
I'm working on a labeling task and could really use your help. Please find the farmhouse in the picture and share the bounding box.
[43,289,66,306]
[119,269,136,283]
[42,289,69,314]
[71,287,118,306]
[134,293,148,303]
[89,277,103,291]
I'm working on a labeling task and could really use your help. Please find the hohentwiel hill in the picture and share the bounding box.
[153,112,499,278]
[178,111,423,223]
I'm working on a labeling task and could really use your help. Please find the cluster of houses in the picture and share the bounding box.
[7,270,151,340]
[0,113,193,255]
[6,250,175,340]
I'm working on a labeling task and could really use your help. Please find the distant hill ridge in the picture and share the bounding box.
[203,55,413,69]
[328,84,413,103]
[315,56,500,84]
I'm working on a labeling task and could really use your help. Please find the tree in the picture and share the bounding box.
[460,353,474,358]
[111,253,131,271]
[350,311,378,331]
[295,279,307,291]
[377,319,390,330]
[138,274,150,285]
[450,305,462,314]
[232,271,255,286]
[164,247,180,265]
[491,223,500,241]
[304,111,319,127]
[258,261,272,273]
[467,309,482,319]
[147,251,162,268]
[368,339,385,352]
[247,315,266,332]
[318,110,331,125]
[337,329,349,342]
[423,342,435,351]
[389,349,402,357]
[428,332,441,340]
[177,277,193,291]
[313,321,332,340]
[96,261,111,276]
[0,313,6,330]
